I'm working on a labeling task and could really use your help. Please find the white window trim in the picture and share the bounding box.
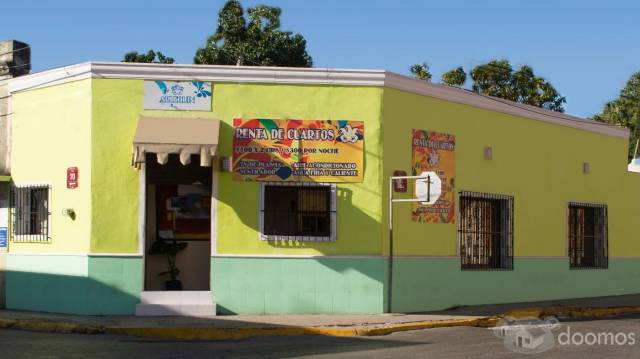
[259,182,337,242]
[11,182,52,243]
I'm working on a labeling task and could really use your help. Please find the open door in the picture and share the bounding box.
[144,153,212,291]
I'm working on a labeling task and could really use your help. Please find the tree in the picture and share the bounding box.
[410,63,432,82]
[194,0,312,67]
[441,66,466,87]
[410,59,566,112]
[593,71,640,159]
[470,59,566,112]
[122,50,174,64]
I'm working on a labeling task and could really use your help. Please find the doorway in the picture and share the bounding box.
[143,153,212,291]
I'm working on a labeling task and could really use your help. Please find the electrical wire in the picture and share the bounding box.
[1,63,30,70]
[0,46,30,58]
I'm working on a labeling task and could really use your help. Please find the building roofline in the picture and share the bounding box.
[7,62,629,139]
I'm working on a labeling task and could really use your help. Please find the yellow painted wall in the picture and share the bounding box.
[91,79,384,255]
[382,88,640,257]
[10,79,92,253]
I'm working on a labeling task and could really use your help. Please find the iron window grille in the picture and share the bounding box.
[260,182,336,242]
[568,202,608,269]
[458,191,514,270]
[11,185,51,242]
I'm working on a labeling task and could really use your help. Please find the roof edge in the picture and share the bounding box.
[383,71,629,139]
[6,62,628,139]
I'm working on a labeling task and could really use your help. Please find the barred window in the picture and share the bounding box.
[458,191,513,270]
[568,202,608,269]
[11,185,51,242]
[260,183,336,241]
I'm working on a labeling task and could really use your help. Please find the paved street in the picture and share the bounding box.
[1,316,639,358]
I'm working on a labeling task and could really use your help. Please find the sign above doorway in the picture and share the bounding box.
[143,81,212,111]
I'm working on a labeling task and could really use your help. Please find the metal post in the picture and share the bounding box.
[387,177,393,313]
[387,173,433,314]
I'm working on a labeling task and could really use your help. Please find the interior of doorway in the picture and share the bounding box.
[144,153,212,291]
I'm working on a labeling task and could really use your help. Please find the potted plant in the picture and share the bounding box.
[148,239,188,290]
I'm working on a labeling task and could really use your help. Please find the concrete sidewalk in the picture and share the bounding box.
[1,294,639,340]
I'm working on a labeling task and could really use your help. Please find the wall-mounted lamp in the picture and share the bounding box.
[62,208,76,220]
[484,146,493,160]
[583,162,590,174]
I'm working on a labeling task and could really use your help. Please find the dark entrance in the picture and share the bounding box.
[144,154,212,291]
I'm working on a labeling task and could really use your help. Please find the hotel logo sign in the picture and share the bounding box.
[144,80,212,111]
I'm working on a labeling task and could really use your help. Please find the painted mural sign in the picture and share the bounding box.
[411,129,455,223]
[143,80,212,111]
[232,119,364,182]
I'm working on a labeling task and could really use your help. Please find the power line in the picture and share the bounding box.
[0,46,30,58]
[0,63,30,70]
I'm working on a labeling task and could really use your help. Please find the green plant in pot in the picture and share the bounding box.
[148,239,188,290]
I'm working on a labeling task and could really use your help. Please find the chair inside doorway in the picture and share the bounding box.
[144,153,212,291]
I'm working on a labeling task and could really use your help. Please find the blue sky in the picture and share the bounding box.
[3,0,639,117]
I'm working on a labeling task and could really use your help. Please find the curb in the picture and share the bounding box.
[105,317,500,341]
[1,306,639,341]
[504,306,640,320]
[0,318,105,334]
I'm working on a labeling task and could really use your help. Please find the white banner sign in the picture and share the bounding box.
[144,80,212,111]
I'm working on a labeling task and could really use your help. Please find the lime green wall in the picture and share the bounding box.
[10,80,92,254]
[381,88,640,257]
[91,79,384,255]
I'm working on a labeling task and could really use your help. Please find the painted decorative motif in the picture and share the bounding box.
[143,81,212,110]
[232,119,364,182]
[411,129,455,223]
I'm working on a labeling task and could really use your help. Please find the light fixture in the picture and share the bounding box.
[484,146,493,160]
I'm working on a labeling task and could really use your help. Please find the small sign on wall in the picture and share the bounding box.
[0,227,7,247]
[144,80,212,111]
[67,167,78,189]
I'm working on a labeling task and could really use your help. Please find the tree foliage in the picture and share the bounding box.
[410,63,432,82]
[194,0,312,67]
[594,71,640,159]
[410,59,566,112]
[122,50,174,64]
[470,59,566,112]
[441,66,466,87]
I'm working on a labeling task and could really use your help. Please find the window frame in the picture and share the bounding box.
[10,183,52,243]
[457,191,514,271]
[567,201,608,269]
[259,182,337,242]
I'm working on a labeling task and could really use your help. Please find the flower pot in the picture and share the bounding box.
[165,280,183,291]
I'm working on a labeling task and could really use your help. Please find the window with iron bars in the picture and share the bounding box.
[260,183,336,242]
[458,191,513,270]
[568,202,608,269]
[11,185,51,242]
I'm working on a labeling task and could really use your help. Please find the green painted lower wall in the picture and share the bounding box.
[87,256,143,314]
[211,257,387,314]
[6,255,142,315]
[392,258,640,312]
[6,255,640,315]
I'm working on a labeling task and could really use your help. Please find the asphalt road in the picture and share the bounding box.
[1,317,639,358]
